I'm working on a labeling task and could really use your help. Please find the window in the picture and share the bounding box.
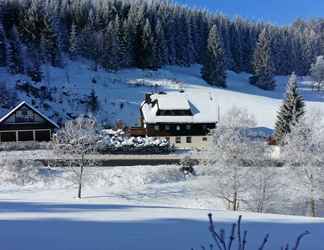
[176,125,181,131]
[186,137,192,143]
[186,124,191,130]
[202,137,208,142]
[176,137,181,144]
[154,125,159,131]
[165,125,170,131]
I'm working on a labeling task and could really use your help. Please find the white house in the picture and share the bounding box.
[139,91,219,149]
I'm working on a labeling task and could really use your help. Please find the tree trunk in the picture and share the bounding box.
[310,198,316,217]
[310,174,316,217]
[233,191,238,211]
[78,165,84,199]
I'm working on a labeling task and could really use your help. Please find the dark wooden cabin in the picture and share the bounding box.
[0,101,59,142]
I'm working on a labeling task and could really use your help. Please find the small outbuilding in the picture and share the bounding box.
[0,101,59,142]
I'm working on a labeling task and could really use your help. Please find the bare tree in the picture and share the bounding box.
[53,116,98,199]
[245,166,282,213]
[310,55,324,92]
[206,107,263,211]
[282,110,324,217]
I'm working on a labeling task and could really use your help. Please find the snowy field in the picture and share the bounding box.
[0,164,323,250]
[2,61,324,128]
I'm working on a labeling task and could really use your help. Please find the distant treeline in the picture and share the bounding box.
[0,0,323,80]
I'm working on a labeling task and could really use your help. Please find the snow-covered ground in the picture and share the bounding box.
[2,61,324,249]
[0,164,323,250]
[2,61,324,128]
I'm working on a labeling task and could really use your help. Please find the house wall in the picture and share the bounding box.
[145,123,215,137]
[0,129,52,142]
[164,135,211,150]
[0,104,57,143]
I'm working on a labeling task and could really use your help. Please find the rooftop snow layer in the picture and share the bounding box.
[151,93,190,110]
[141,91,219,124]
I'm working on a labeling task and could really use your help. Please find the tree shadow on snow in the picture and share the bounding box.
[0,217,322,250]
[0,201,179,214]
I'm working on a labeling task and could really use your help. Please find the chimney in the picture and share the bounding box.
[145,93,152,103]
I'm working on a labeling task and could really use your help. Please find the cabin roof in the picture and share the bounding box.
[0,101,59,128]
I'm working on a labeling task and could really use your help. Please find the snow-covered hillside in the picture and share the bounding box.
[0,165,323,250]
[2,60,324,129]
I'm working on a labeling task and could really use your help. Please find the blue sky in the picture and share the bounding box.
[174,0,324,25]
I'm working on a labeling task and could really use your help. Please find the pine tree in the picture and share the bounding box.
[230,18,243,72]
[138,19,155,69]
[42,15,62,67]
[26,47,42,82]
[102,22,119,71]
[6,25,24,74]
[0,21,6,66]
[185,15,196,65]
[165,15,177,65]
[113,15,124,69]
[201,25,226,87]
[121,19,134,68]
[87,89,99,114]
[69,23,79,60]
[274,72,305,143]
[250,28,276,90]
[154,19,168,67]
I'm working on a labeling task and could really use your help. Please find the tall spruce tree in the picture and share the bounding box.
[102,22,119,71]
[42,16,62,67]
[87,88,99,114]
[26,46,42,82]
[6,25,24,74]
[274,72,305,143]
[154,19,168,67]
[250,28,276,90]
[0,0,323,78]
[69,23,79,60]
[138,19,155,69]
[0,21,6,66]
[201,25,226,87]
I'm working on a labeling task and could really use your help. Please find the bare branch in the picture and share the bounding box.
[292,231,310,250]
[258,233,269,250]
[237,215,242,250]
[227,223,236,250]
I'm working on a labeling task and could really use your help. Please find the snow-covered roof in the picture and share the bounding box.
[152,93,190,110]
[0,101,59,128]
[141,92,219,124]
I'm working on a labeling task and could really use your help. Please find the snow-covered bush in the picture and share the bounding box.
[310,55,324,91]
[82,165,185,192]
[0,141,51,152]
[0,159,49,186]
[96,129,173,154]
[179,155,197,178]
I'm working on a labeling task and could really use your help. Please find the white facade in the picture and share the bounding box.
[164,135,211,150]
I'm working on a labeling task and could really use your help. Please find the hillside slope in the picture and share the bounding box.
[1,60,324,128]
